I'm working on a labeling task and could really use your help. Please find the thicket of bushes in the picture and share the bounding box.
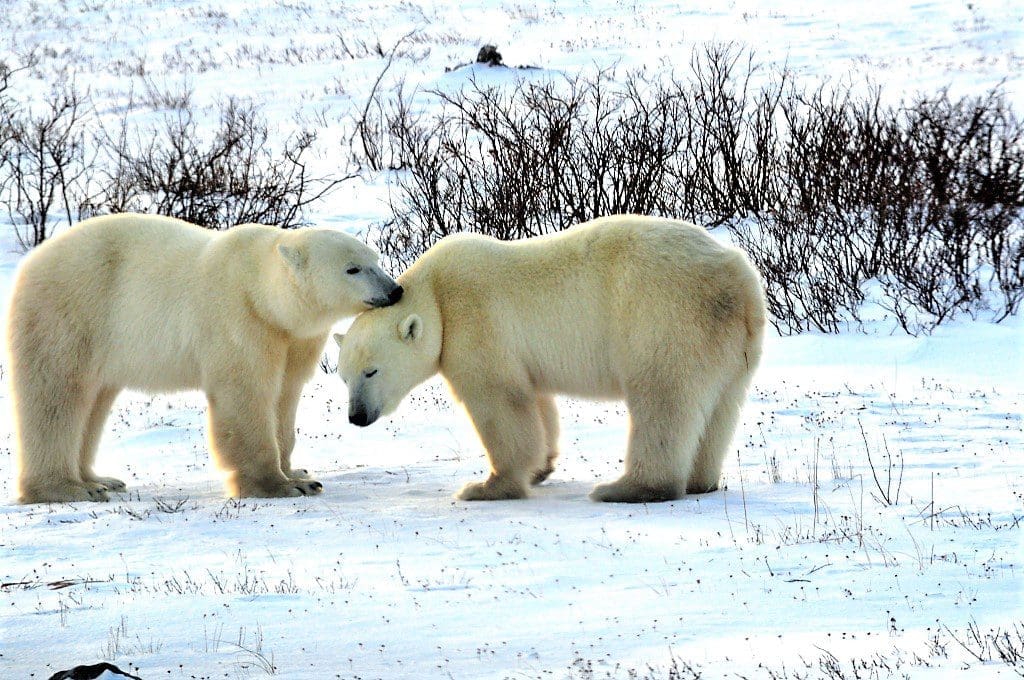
[0,61,340,248]
[2,45,1021,335]
[373,45,1023,334]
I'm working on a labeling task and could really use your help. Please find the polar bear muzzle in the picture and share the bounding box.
[363,277,403,308]
[347,394,379,427]
[348,407,376,427]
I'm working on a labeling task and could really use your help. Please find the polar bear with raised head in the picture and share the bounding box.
[335,214,765,503]
[8,213,402,503]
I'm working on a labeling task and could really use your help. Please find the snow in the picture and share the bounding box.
[1,1,1022,678]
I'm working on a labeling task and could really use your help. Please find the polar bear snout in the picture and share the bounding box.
[364,283,403,308]
[348,406,378,427]
[347,381,381,427]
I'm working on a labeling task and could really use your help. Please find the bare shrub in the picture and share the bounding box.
[100,98,346,229]
[349,30,420,173]
[736,84,894,332]
[0,62,346,243]
[377,47,791,266]
[0,64,16,197]
[944,620,1024,671]
[377,43,1024,334]
[883,88,1024,329]
[139,74,194,111]
[1,81,95,248]
[666,43,787,228]
[0,63,14,157]
[380,67,702,267]
[745,83,1024,333]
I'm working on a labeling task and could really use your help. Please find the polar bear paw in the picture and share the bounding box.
[530,466,555,486]
[589,477,681,503]
[87,475,127,492]
[293,479,323,495]
[235,475,323,498]
[19,479,111,503]
[81,484,112,502]
[456,476,528,501]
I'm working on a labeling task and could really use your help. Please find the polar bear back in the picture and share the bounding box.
[416,215,763,399]
[9,213,264,391]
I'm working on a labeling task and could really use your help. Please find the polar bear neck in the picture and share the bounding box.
[239,243,333,340]
[260,267,334,339]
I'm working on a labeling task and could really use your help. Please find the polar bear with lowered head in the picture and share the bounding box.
[9,213,403,504]
[335,214,765,503]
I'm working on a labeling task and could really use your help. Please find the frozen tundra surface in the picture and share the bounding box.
[0,0,1022,676]
[0,317,1020,678]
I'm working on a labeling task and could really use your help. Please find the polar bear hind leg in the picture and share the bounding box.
[530,394,560,485]
[590,388,708,503]
[687,372,751,494]
[15,370,111,503]
[78,386,126,492]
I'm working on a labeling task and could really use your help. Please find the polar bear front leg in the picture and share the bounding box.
[207,383,323,498]
[455,386,546,501]
[275,337,325,480]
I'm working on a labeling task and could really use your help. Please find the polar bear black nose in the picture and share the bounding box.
[349,410,370,427]
[388,285,404,304]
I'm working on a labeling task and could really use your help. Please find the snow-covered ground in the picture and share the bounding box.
[1,1,1022,678]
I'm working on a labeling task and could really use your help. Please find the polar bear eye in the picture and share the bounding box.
[346,266,361,275]
[364,369,378,378]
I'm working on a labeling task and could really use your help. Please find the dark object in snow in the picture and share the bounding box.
[476,44,503,66]
[446,45,540,73]
[48,662,143,680]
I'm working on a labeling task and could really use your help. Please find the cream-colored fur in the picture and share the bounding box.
[336,214,766,503]
[8,213,402,503]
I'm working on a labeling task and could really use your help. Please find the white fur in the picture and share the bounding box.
[336,214,766,503]
[8,213,401,503]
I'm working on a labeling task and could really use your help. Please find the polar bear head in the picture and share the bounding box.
[277,229,403,318]
[333,302,442,427]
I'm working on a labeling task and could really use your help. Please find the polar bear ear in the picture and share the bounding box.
[278,244,307,271]
[398,314,422,343]
[333,332,345,348]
